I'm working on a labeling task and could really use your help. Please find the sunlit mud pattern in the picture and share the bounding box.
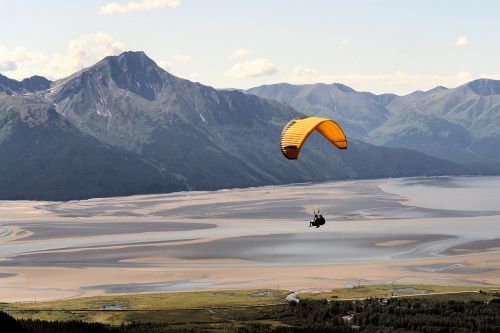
[0,176,499,301]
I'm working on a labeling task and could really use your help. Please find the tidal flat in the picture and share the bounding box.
[0,176,499,301]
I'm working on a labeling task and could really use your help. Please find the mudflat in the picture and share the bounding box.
[1,176,499,302]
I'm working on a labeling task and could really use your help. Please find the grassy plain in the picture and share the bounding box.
[299,284,500,300]
[2,285,499,326]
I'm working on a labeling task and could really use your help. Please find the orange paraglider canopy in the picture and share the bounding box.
[280,117,347,160]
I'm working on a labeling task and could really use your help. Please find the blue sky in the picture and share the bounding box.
[1,0,499,94]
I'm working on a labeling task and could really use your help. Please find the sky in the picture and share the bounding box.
[1,0,499,95]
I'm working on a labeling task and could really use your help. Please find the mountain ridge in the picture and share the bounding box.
[0,93,185,200]
[247,79,500,164]
[0,51,488,200]
[0,74,51,95]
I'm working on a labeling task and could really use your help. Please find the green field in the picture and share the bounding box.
[2,285,499,327]
[299,284,500,301]
[0,289,289,325]
[1,289,289,311]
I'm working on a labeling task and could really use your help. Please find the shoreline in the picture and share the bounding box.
[1,176,499,302]
[1,251,499,302]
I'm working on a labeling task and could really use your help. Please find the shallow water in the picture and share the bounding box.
[393,287,430,294]
[18,221,216,241]
[85,280,223,293]
[380,176,500,212]
[1,176,499,268]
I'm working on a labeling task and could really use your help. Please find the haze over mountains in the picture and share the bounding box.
[0,51,494,200]
[247,80,500,165]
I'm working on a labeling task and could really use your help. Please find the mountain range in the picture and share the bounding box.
[0,51,494,200]
[247,80,500,165]
[0,73,51,94]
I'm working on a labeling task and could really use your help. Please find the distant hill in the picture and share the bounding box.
[0,74,51,95]
[0,51,470,200]
[247,83,389,139]
[247,80,500,164]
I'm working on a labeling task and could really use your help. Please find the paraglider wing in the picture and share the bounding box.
[280,117,347,159]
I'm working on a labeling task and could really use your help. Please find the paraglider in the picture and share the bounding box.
[280,117,347,228]
[309,209,326,228]
[280,116,347,160]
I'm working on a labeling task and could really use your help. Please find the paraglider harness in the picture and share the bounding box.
[309,210,325,228]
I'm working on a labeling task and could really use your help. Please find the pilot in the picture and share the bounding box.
[309,212,325,228]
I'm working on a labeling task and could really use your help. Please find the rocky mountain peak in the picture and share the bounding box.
[103,51,160,75]
[20,75,52,92]
[0,74,51,94]
[98,51,178,100]
[0,73,19,94]
[330,83,356,93]
[465,78,500,96]
[53,51,174,101]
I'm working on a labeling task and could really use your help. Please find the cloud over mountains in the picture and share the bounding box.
[0,32,125,80]
[225,59,277,79]
[100,0,180,15]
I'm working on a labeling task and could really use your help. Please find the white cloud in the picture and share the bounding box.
[0,46,49,78]
[229,48,250,59]
[172,54,192,62]
[455,36,469,47]
[224,59,277,79]
[8,47,49,64]
[158,60,173,72]
[272,65,476,95]
[0,32,125,80]
[292,65,317,76]
[479,73,500,80]
[158,61,197,79]
[100,0,180,15]
[0,59,17,72]
[340,40,349,45]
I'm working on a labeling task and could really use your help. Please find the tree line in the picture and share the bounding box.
[1,297,499,332]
